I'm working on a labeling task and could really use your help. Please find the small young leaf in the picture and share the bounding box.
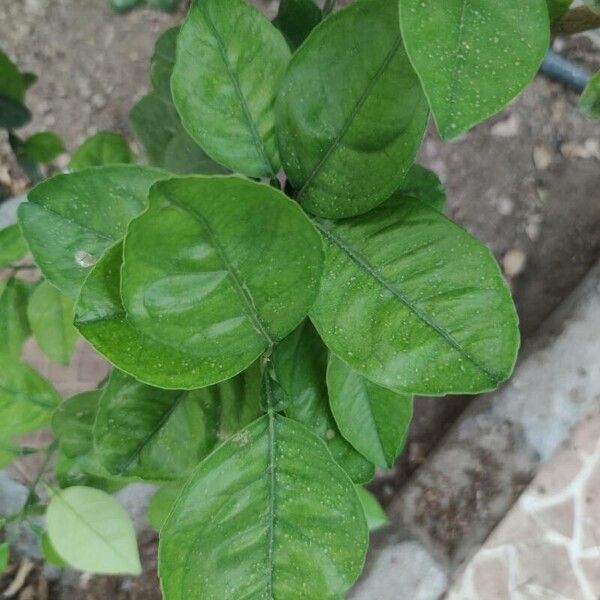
[0,359,60,434]
[46,486,142,575]
[356,486,389,532]
[310,197,520,395]
[272,321,375,483]
[327,355,413,468]
[22,132,65,163]
[118,176,323,389]
[0,50,26,103]
[273,0,322,50]
[18,165,166,299]
[147,484,181,531]
[580,71,600,119]
[0,96,31,129]
[392,164,446,212]
[150,26,179,103]
[70,131,134,170]
[399,0,550,139]
[159,415,368,599]
[41,532,67,567]
[0,542,9,574]
[172,0,291,177]
[8,132,41,181]
[55,450,126,494]
[0,279,32,358]
[276,0,429,218]
[0,224,28,267]
[93,366,260,482]
[27,280,77,365]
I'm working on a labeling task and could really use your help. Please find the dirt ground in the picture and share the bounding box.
[1,0,599,598]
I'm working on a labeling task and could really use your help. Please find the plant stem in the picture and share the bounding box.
[322,0,337,17]
[552,6,600,36]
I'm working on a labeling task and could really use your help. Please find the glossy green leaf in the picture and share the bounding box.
[22,132,64,163]
[41,532,67,567]
[580,71,600,119]
[46,486,142,575]
[70,131,134,170]
[129,93,228,175]
[0,224,28,268]
[52,390,102,458]
[273,0,322,50]
[147,484,181,531]
[159,414,368,599]
[93,366,260,481]
[272,321,375,483]
[0,279,31,357]
[0,542,8,574]
[546,0,573,20]
[150,26,179,103]
[172,0,290,177]
[310,196,519,395]
[0,437,23,469]
[276,0,429,218]
[356,486,389,532]
[0,50,26,103]
[18,165,166,299]
[0,359,59,434]
[27,280,77,364]
[118,176,323,389]
[327,355,413,468]
[399,0,550,140]
[0,96,31,129]
[393,164,446,211]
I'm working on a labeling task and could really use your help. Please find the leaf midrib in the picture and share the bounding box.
[313,219,503,385]
[297,33,403,200]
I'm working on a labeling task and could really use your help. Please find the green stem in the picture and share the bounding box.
[322,0,337,17]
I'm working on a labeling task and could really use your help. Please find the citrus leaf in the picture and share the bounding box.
[147,484,181,531]
[276,0,429,218]
[46,486,141,575]
[310,196,519,395]
[392,164,446,211]
[0,359,60,435]
[41,532,67,567]
[0,224,28,268]
[93,366,260,482]
[273,0,322,51]
[0,96,31,129]
[118,176,323,389]
[172,0,290,177]
[22,132,64,163]
[70,131,134,170]
[0,50,26,103]
[150,26,179,103]
[327,354,413,468]
[356,486,389,532]
[18,165,166,299]
[27,280,77,365]
[272,321,375,483]
[159,415,368,599]
[0,279,31,357]
[546,0,573,21]
[399,0,550,139]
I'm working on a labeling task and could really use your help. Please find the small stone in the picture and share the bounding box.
[526,222,541,242]
[496,196,514,216]
[560,139,600,160]
[533,145,553,170]
[490,114,520,138]
[503,249,527,278]
[91,93,107,110]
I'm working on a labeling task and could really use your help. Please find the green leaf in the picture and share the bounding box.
[159,415,368,599]
[327,355,413,468]
[129,93,228,175]
[146,0,180,11]
[0,542,9,574]
[0,50,26,103]
[18,165,166,299]
[70,131,134,170]
[356,486,389,532]
[46,486,142,575]
[118,176,323,389]
[0,437,22,469]
[0,96,31,129]
[546,0,573,20]
[52,390,102,458]
[310,196,520,395]
[150,26,179,103]
[399,0,550,140]
[393,164,446,211]
[22,132,64,163]
[276,0,429,219]
[273,0,322,51]
[0,278,32,358]
[272,321,375,483]
[93,366,260,481]
[41,532,67,567]
[147,484,181,531]
[172,0,291,177]
[8,132,41,181]
[0,359,59,435]
[580,71,600,119]
[27,280,77,365]
[0,224,28,268]
[110,0,143,11]
[55,450,126,494]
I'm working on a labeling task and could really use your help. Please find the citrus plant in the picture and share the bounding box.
[0,0,598,596]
